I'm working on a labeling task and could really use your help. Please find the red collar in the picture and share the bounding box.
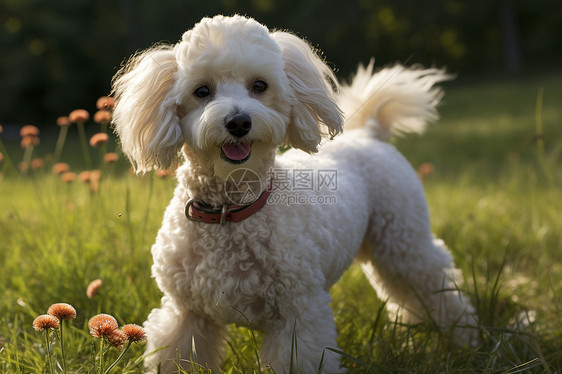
[185,181,272,225]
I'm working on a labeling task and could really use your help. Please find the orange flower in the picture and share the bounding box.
[21,135,40,148]
[96,96,115,110]
[47,303,77,321]
[417,162,434,180]
[88,314,118,338]
[121,324,147,342]
[20,125,39,137]
[69,109,90,123]
[56,116,71,126]
[78,171,91,183]
[86,278,102,298]
[89,133,109,147]
[18,161,29,171]
[0,152,3,163]
[61,172,76,183]
[0,124,3,134]
[155,169,174,179]
[31,158,43,170]
[33,314,60,331]
[94,110,112,124]
[89,169,101,181]
[90,181,100,194]
[104,152,119,163]
[88,170,102,194]
[52,163,70,175]
[108,329,128,349]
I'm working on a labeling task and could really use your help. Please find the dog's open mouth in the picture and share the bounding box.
[220,143,252,164]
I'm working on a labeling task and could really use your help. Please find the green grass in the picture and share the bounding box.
[1,71,561,373]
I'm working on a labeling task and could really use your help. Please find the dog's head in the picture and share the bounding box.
[112,15,342,177]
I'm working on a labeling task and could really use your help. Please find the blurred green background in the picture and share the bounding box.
[1,0,561,126]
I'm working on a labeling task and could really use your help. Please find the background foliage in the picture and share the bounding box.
[1,0,561,125]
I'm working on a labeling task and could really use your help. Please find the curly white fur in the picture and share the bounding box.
[112,15,476,374]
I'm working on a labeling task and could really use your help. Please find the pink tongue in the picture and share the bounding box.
[221,143,251,161]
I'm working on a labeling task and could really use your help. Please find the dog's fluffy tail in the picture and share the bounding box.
[337,60,451,141]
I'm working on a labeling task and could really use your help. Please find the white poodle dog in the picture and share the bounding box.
[112,14,476,374]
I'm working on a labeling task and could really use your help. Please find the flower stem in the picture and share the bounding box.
[0,137,17,175]
[99,142,107,173]
[534,87,554,186]
[77,121,92,169]
[140,173,155,252]
[53,125,69,164]
[104,341,132,374]
[98,337,105,374]
[22,145,34,176]
[60,321,68,374]
[45,330,55,374]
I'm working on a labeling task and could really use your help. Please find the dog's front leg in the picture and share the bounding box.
[261,291,345,374]
[143,296,226,373]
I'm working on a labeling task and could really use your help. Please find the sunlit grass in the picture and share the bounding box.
[1,73,561,372]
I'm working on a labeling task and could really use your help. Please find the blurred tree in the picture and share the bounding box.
[500,0,523,72]
[0,0,129,125]
[0,0,560,126]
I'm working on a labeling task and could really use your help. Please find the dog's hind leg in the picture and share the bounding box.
[358,233,476,345]
[143,296,226,373]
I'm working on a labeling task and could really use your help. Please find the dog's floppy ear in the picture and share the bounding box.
[111,45,183,173]
[271,32,343,153]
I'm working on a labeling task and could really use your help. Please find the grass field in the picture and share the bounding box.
[0,71,561,373]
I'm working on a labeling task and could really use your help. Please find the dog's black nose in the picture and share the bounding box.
[225,113,252,137]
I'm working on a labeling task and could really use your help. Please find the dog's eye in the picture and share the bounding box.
[252,80,267,94]
[194,86,211,98]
